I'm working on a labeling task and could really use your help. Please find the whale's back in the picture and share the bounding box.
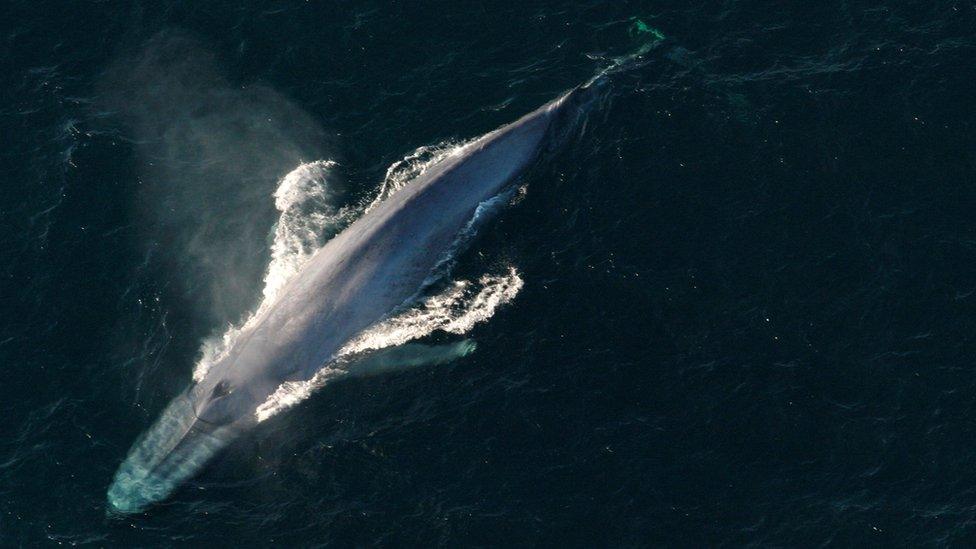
[201,91,569,405]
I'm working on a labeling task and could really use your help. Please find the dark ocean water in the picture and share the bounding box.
[3,0,976,546]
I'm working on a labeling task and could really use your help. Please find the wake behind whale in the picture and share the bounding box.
[107,74,609,514]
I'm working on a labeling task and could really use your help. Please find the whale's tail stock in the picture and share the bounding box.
[544,19,669,148]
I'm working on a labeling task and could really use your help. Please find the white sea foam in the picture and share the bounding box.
[265,160,351,302]
[253,365,346,423]
[341,268,524,356]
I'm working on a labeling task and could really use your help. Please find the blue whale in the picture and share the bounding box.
[107,79,602,514]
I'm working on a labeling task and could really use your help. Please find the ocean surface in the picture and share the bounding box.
[2,0,976,546]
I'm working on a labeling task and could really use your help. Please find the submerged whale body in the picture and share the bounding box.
[107,79,602,514]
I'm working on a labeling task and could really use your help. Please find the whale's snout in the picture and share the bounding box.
[107,394,240,514]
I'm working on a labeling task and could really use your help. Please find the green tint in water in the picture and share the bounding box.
[630,18,665,41]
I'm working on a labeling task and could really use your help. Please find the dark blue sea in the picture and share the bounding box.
[3,1,976,546]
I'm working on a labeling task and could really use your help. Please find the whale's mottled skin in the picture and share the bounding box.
[107,81,600,514]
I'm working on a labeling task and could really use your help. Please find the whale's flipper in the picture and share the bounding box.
[343,340,477,378]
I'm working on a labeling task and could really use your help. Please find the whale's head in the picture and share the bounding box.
[106,374,263,514]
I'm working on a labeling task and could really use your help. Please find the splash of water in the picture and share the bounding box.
[266,160,352,302]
